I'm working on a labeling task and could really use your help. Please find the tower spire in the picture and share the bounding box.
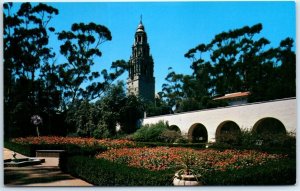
[127,18,155,102]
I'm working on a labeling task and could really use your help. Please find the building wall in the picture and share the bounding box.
[127,76,155,102]
[127,76,140,96]
[227,98,248,106]
[142,98,296,142]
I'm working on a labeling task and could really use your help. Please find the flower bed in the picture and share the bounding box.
[11,136,136,149]
[96,147,286,172]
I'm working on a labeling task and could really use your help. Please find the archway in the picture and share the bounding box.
[252,117,286,135]
[216,121,241,143]
[188,123,208,143]
[169,125,181,133]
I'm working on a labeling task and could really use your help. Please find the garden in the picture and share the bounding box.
[3,2,296,187]
[5,122,296,186]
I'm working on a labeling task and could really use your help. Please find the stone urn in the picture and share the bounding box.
[173,170,202,186]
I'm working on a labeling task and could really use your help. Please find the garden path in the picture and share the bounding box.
[3,148,92,186]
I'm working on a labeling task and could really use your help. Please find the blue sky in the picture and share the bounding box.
[10,1,296,93]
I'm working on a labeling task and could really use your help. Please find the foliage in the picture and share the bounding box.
[118,94,145,134]
[203,159,296,185]
[159,23,295,115]
[158,129,182,143]
[5,141,106,158]
[160,68,185,111]
[3,2,127,139]
[135,142,205,148]
[92,123,110,139]
[7,136,136,158]
[65,82,144,137]
[60,156,174,186]
[57,22,127,104]
[132,121,188,143]
[97,146,285,172]
[4,141,32,157]
[61,154,294,186]
[144,96,172,117]
[65,100,99,137]
[4,2,60,138]
[132,121,170,142]
[11,136,136,149]
[211,129,296,156]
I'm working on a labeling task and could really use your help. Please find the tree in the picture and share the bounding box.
[277,38,296,98]
[65,100,99,137]
[184,23,295,103]
[57,23,126,107]
[145,95,172,117]
[3,2,59,138]
[160,67,185,112]
[66,81,145,137]
[96,81,144,136]
[159,23,295,116]
[119,95,144,134]
[250,38,296,101]
[95,82,126,136]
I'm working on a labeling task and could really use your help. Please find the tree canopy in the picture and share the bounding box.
[3,3,128,138]
[159,23,295,113]
[4,3,296,138]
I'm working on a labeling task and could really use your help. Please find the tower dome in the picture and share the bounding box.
[137,21,144,32]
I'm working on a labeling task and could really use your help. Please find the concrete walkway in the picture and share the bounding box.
[3,148,92,186]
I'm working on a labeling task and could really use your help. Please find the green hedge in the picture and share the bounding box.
[4,141,106,157]
[60,155,296,186]
[4,141,32,156]
[203,159,296,185]
[60,156,174,186]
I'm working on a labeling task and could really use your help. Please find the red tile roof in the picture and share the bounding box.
[213,91,251,100]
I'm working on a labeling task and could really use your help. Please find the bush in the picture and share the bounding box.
[212,129,296,155]
[132,120,168,142]
[4,141,106,157]
[60,156,174,186]
[158,129,182,143]
[60,155,295,186]
[203,159,296,185]
[92,124,110,139]
[132,120,187,143]
[174,137,188,144]
[4,141,32,157]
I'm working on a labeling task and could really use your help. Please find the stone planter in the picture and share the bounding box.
[173,171,202,186]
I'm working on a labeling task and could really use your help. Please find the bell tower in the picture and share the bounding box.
[127,18,155,102]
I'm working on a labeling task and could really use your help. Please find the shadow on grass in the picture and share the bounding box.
[4,166,75,186]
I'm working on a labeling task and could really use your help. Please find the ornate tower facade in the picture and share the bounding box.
[127,19,155,102]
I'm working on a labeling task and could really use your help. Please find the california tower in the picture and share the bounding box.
[127,19,155,102]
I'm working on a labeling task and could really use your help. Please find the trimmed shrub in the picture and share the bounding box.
[60,156,174,186]
[4,141,32,157]
[60,155,295,186]
[4,141,106,157]
[203,159,296,185]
